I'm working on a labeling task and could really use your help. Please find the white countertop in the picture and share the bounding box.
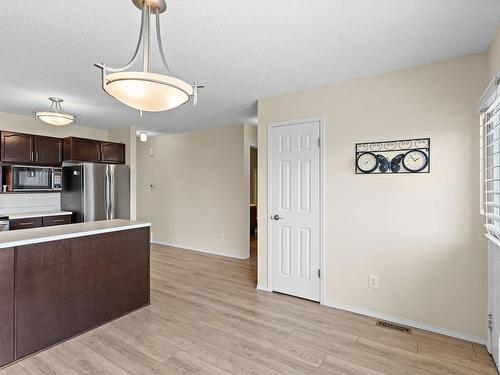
[0,219,151,249]
[6,211,73,220]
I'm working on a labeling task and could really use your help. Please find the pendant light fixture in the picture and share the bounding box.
[35,97,75,126]
[95,0,202,112]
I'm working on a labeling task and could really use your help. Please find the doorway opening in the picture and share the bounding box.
[250,146,258,278]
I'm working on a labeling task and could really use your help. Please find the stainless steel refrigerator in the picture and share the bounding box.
[61,163,130,223]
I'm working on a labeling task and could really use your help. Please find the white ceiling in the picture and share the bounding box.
[1,0,500,133]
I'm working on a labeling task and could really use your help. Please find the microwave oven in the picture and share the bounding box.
[5,165,62,192]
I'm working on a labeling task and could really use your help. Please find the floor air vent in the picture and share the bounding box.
[376,320,411,334]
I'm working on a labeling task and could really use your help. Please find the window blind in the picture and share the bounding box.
[482,90,500,247]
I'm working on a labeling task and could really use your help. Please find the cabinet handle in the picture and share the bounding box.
[36,152,39,162]
[52,219,65,223]
[20,222,34,226]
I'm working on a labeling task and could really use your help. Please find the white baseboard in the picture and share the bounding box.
[324,302,486,345]
[152,240,249,260]
[256,284,270,292]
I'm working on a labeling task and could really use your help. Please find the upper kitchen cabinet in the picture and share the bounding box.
[1,132,63,166]
[1,132,34,164]
[34,136,62,166]
[63,137,101,163]
[100,142,125,164]
[63,137,125,164]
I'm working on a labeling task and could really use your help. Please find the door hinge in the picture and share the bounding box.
[489,313,493,330]
[318,269,321,278]
[318,138,321,147]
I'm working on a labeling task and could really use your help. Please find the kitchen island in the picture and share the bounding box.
[0,219,151,368]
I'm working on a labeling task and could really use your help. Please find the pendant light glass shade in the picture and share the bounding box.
[96,0,202,112]
[35,97,75,126]
[104,72,193,112]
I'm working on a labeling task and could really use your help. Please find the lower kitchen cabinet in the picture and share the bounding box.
[92,229,150,325]
[15,240,94,358]
[12,227,150,362]
[10,214,72,231]
[0,248,14,367]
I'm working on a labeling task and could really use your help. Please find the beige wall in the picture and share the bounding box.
[488,27,500,80]
[136,124,250,258]
[258,53,488,338]
[0,112,108,140]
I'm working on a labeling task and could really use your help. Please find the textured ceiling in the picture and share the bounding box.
[1,0,500,133]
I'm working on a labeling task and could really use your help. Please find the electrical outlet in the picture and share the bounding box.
[369,274,379,289]
[219,233,225,241]
[25,197,33,206]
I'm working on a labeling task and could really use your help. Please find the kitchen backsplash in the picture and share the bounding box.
[0,193,61,215]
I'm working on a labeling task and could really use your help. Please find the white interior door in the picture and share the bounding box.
[489,242,500,370]
[270,120,321,301]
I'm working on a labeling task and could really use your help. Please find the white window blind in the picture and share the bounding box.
[481,79,500,247]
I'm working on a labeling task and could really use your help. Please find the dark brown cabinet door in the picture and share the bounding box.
[42,215,71,227]
[34,136,62,166]
[100,142,125,164]
[0,248,14,367]
[63,137,101,162]
[15,239,94,359]
[92,228,150,325]
[9,217,43,231]
[1,132,34,164]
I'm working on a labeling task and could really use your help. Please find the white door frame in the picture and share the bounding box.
[267,115,325,303]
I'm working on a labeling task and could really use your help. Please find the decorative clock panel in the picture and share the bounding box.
[355,138,430,174]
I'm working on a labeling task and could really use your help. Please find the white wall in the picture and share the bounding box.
[258,53,488,339]
[136,124,250,258]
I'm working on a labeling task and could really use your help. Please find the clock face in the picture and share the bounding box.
[357,152,378,173]
[402,149,428,172]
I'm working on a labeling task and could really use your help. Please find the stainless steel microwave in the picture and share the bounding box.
[5,165,62,191]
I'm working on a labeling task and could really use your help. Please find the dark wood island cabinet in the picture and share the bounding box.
[0,220,150,368]
[0,248,14,367]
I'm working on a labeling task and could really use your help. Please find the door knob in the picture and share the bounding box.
[272,214,283,220]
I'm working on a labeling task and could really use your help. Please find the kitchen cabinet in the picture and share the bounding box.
[12,226,149,361]
[100,142,125,164]
[1,132,34,164]
[0,248,14,367]
[34,136,62,165]
[42,215,71,227]
[0,132,62,166]
[15,240,94,358]
[63,137,101,162]
[92,228,150,325]
[10,214,72,231]
[9,217,43,231]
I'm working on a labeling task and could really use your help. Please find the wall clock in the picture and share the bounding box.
[355,138,430,174]
[356,152,378,173]
[402,149,429,173]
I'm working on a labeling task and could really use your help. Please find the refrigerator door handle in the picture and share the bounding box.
[105,167,110,220]
[109,166,115,220]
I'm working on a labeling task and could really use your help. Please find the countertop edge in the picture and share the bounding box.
[6,211,73,219]
[0,222,151,249]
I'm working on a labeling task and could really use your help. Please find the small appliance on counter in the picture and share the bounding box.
[4,165,62,192]
[61,163,130,223]
[0,216,9,231]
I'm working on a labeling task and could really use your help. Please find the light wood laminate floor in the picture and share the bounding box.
[1,238,497,375]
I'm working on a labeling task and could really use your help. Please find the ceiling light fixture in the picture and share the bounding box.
[139,132,148,142]
[35,97,75,126]
[95,0,203,112]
